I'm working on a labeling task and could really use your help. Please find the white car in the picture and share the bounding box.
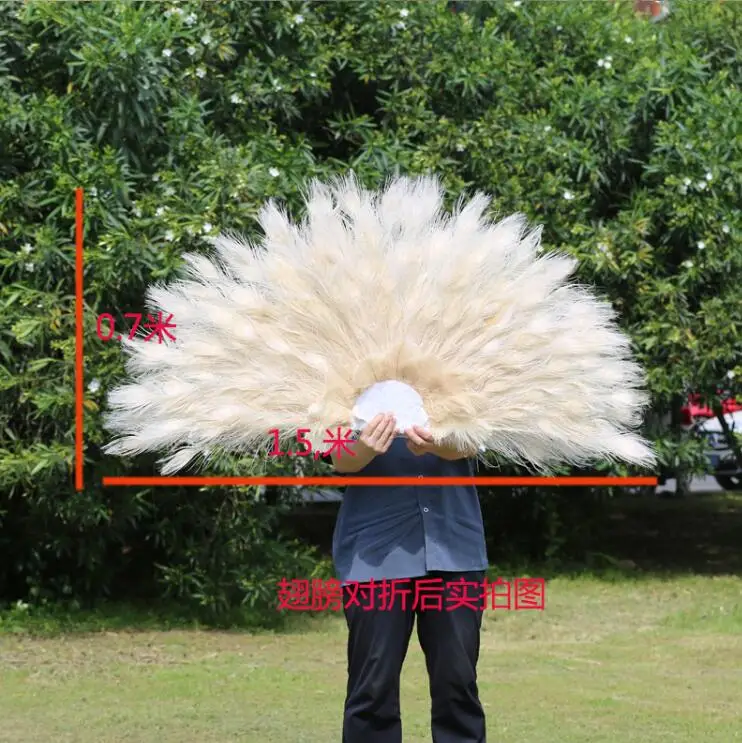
[696,410,742,491]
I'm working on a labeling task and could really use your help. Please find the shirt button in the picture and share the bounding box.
[418,475,423,479]
[423,507,429,513]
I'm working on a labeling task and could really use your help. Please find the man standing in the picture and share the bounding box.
[330,413,488,743]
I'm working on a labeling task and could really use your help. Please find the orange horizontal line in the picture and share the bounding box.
[102,476,657,488]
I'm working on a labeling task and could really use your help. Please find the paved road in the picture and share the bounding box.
[656,475,723,495]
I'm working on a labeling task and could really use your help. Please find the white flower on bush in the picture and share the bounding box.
[187,46,197,56]
[705,171,713,181]
[293,14,305,25]
[25,263,35,272]
[597,243,609,254]
[196,67,206,78]
[393,21,406,30]
[163,186,175,197]
[544,125,552,133]
[455,143,466,152]
[165,230,175,242]
[563,190,574,201]
[133,206,142,217]
[728,370,736,380]
[722,224,730,234]
[155,206,166,217]
[202,222,213,234]
[512,0,522,7]
[162,48,172,58]
[624,35,633,43]
[683,177,692,186]
[15,600,30,612]
[230,93,244,104]
[400,8,410,17]
[556,25,563,31]
[697,241,705,250]
[309,72,317,78]
[201,33,212,45]
[682,259,694,269]
[185,12,197,25]
[88,379,101,393]
[269,167,280,177]
[21,243,33,254]
[697,181,707,191]
[679,185,688,195]
[597,57,612,70]
[152,173,160,182]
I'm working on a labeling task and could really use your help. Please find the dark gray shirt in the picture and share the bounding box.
[331,437,488,584]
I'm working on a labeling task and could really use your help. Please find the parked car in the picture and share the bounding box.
[679,393,742,427]
[695,410,742,491]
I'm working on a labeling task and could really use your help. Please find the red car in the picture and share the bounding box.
[679,393,742,427]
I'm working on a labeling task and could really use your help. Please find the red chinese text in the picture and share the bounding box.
[268,427,357,460]
[96,312,176,344]
[277,577,546,612]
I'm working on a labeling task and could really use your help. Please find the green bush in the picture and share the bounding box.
[1,0,740,615]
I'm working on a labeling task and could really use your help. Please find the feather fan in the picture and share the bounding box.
[103,173,656,474]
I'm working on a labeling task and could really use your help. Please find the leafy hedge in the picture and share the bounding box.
[1,0,740,617]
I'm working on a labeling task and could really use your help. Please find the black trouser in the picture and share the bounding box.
[342,571,486,743]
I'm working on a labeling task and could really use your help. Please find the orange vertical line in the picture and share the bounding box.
[75,188,84,491]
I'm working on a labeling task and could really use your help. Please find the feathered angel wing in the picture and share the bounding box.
[103,172,655,474]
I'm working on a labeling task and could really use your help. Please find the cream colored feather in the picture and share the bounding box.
[103,172,656,474]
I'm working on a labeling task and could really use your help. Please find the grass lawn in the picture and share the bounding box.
[2,495,742,742]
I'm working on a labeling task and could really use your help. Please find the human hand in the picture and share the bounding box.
[357,413,398,456]
[404,425,437,456]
